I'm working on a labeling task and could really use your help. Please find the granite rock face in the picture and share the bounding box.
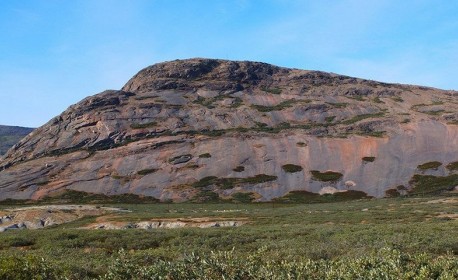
[0,58,457,201]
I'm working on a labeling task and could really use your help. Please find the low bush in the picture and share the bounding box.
[282,164,303,173]
[446,161,458,171]
[417,161,442,170]
[310,170,343,182]
[198,153,211,158]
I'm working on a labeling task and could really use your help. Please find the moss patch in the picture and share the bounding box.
[310,170,343,182]
[417,161,442,170]
[137,168,158,176]
[192,174,277,189]
[261,87,282,95]
[251,99,305,112]
[198,153,211,158]
[232,166,245,172]
[130,121,157,129]
[282,164,303,173]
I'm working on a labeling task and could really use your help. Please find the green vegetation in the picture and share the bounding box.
[261,86,282,95]
[373,97,384,104]
[130,121,157,129]
[446,161,458,171]
[341,112,385,125]
[193,94,230,109]
[274,190,369,203]
[359,131,386,138]
[310,170,343,182]
[325,116,336,123]
[232,166,245,172]
[0,125,34,155]
[231,192,255,203]
[0,195,457,278]
[137,168,158,176]
[198,153,211,158]
[417,161,442,170]
[425,110,445,116]
[250,99,307,112]
[192,174,277,189]
[409,174,458,195]
[346,95,366,101]
[362,156,376,162]
[229,97,243,108]
[391,96,404,102]
[326,102,348,108]
[401,118,410,124]
[39,190,160,204]
[281,164,303,173]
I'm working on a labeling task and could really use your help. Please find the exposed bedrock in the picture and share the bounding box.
[0,58,457,201]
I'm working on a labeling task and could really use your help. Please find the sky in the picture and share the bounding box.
[1,0,458,128]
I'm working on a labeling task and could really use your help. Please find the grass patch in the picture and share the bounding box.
[137,168,158,176]
[274,190,369,203]
[417,161,442,170]
[341,112,385,125]
[310,170,343,182]
[130,121,157,129]
[261,87,282,95]
[251,99,302,112]
[373,97,385,104]
[446,161,458,171]
[391,96,404,102]
[231,192,255,203]
[281,164,303,173]
[198,153,211,158]
[229,97,243,108]
[424,110,445,116]
[325,116,336,123]
[326,102,348,108]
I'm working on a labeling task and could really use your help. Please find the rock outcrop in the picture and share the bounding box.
[0,58,457,201]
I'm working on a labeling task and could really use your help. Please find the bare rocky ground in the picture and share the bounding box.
[0,204,246,232]
[0,205,128,232]
[0,58,457,202]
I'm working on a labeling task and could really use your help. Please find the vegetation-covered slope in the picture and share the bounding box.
[0,125,33,156]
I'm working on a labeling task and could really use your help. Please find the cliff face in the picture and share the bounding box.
[1,58,457,201]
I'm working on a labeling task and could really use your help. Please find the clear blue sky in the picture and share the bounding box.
[1,0,458,127]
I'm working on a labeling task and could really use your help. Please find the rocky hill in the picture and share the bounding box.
[0,125,34,156]
[0,58,457,202]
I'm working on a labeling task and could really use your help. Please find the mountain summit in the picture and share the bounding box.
[1,58,457,201]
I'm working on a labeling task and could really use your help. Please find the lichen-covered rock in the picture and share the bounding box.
[0,58,457,201]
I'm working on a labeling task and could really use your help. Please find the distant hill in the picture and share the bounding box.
[0,125,34,155]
